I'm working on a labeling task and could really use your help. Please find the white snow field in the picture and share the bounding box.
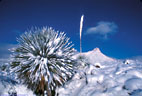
[0,48,142,96]
[58,48,142,96]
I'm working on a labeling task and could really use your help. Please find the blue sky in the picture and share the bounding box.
[0,0,142,59]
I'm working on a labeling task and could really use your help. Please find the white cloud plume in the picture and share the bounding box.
[86,21,118,39]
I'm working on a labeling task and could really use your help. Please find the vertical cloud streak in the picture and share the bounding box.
[80,15,84,53]
[80,15,84,39]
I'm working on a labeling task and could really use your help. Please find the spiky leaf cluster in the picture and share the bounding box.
[10,27,76,95]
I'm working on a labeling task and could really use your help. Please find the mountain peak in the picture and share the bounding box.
[93,47,101,53]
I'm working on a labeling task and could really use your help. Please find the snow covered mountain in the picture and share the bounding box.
[58,48,142,96]
[81,48,115,63]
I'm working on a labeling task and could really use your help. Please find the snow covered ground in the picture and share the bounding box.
[58,48,142,96]
[0,48,142,96]
[0,59,35,96]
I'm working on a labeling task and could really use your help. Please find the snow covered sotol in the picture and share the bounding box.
[10,27,76,96]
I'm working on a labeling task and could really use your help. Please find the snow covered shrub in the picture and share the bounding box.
[10,27,76,96]
[76,54,89,68]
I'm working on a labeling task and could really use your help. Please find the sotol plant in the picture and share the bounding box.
[10,27,76,96]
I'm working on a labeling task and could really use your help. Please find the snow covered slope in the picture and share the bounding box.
[58,48,142,96]
[1,48,142,96]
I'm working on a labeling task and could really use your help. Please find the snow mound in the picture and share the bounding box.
[124,78,142,91]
